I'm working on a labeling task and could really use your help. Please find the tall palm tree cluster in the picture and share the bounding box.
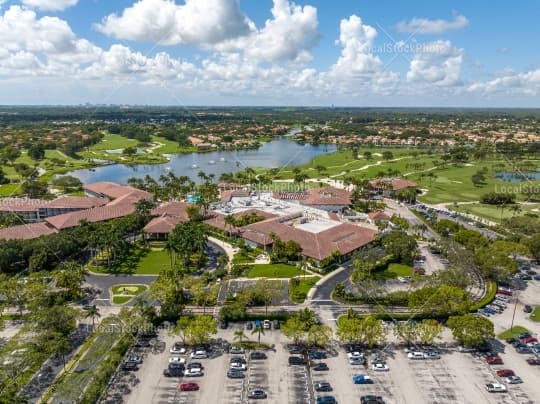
[164,220,209,269]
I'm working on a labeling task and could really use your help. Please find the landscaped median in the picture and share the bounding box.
[43,316,133,404]
[245,263,306,278]
[88,245,170,275]
[111,284,148,305]
[289,276,321,303]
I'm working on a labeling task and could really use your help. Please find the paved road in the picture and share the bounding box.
[86,273,157,306]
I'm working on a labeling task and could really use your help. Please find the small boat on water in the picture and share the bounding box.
[208,160,216,165]
[191,164,198,169]
[219,157,226,162]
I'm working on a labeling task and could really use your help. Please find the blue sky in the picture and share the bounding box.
[0,0,539,106]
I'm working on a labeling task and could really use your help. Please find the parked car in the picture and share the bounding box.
[273,319,280,329]
[518,332,532,338]
[229,346,245,354]
[516,346,533,354]
[497,288,512,296]
[184,368,203,377]
[316,396,337,404]
[288,356,306,366]
[263,319,271,329]
[485,383,507,393]
[424,352,441,359]
[247,389,267,399]
[505,376,523,384]
[407,352,425,360]
[309,351,327,360]
[520,336,537,344]
[187,362,203,370]
[312,362,329,371]
[163,367,183,377]
[179,382,199,391]
[227,370,245,379]
[230,362,247,371]
[218,320,228,329]
[169,342,186,354]
[458,346,476,353]
[526,358,540,365]
[314,382,332,392]
[289,345,304,354]
[361,395,385,404]
[230,356,246,364]
[246,321,253,330]
[353,374,374,384]
[250,351,267,360]
[191,350,208,359]
[349,357,365,365]
[121,362,138,371]
[486,356,503,365]
[496,369,514,377]
[125,355,143,364]
[169,356,186,365]
[372,363,389,372]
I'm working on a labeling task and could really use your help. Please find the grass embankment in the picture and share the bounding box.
[373,263,413,280]
[46,316,132,404]
[530,307,540,322]
[232,248,265,264]
[451,203,540,224]
[0,328,51,401]
[498,325,529,340]
[111,284,148,305]
[289,276,321,303]
[471,280,497,310]
[245,263,305,278]
[89,246,169,275]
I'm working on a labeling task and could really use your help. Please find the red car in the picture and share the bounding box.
[520,337,538,344]
[180,382,199,391]
[486,356,503,365]
[496,369,514,377]
[497,288,512,296]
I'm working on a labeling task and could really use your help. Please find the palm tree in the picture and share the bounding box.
[251,323,265,344]
[224,214,237,238]
[233,329,248,345]
[85,305,101,328]
[164,236,178,269]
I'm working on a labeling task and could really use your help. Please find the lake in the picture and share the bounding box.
[495,171,540,182]
[70,137,336,184]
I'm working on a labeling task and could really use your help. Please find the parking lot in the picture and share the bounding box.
[119,321,540,404]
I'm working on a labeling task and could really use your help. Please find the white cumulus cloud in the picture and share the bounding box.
[407,40,464,86]
[468,69,540,95]
[96,0,251,46]
[397,14,469,34]
[212,0,319,63]
[22,0,79,12]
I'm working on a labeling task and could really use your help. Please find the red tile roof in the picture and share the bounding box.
[241,218,376,261]
[44,197,108,209]
[369,178,417,191]
[0,222,57,240]
[45,203,136,230]
[84,182,153,201]
[151,202,192,220]
[204,209,277,233]
[0,198,50,213]
[304,187,351,206]
[220,190,250,202]
[368,210,390,221]
[144,215,185,235]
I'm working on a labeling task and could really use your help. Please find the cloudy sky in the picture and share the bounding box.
[0,0,539,106]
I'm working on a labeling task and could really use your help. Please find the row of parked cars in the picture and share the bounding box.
[479,291,511,317]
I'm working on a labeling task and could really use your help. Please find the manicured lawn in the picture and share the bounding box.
[498,325,529,340]
[90,247,171,275]
[112,284,147,295]
[530,306,540,322]
[289,276,321,303]
[112,295,133,304]
[0,183,23,196]
[451,203,540,224]
[150,135,197,154]
[374,263,413,280]
[245,263,305,278]
[89,133,137,151]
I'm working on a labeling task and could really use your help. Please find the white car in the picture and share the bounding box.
[191,350,208,359]
[347,352,363,359]
[170,344,187,354]
[398,276,407,283]
[184,368,203,377]
[407,352,425,360]
[372,363,389,372]
[486,383,507,393]
[168,356,186,365]
[230,362,247,371]
[263,320,271,329]
[229,346,245,354]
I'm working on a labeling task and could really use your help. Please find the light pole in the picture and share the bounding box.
[510,292,519,331]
